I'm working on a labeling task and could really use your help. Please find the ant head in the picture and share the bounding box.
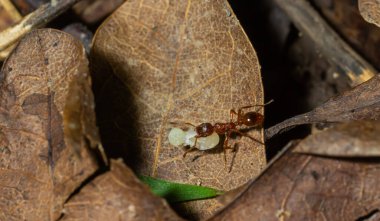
[242,112,263,127]
[196,123,214,136]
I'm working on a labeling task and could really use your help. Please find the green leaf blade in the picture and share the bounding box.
[139,175,224,203]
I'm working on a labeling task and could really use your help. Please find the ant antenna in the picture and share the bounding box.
[264,99,274,106]
[238,99,274,111]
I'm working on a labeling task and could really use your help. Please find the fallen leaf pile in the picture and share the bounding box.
[211,121,380,220]
[0,29,100,220]
[0,28,184,221]
[1,0,380,221]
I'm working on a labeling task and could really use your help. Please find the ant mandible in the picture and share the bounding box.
[183,100,273,163]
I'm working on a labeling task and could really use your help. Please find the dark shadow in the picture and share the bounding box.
[229,1,312,160]
[90,53,143,171]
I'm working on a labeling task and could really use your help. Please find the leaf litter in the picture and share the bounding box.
[61,160,184,221]
[1,1,380,221]
[210,120,380,220]
[91,0,265,219]
[0,29,102,221]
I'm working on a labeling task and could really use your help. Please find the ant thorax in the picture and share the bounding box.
[168,127,219,150]
[214,122,236,134]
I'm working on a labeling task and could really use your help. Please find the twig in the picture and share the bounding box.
[265,112,312,140]
[266,74,380,140]
[274,0,378,86]
[0,0,22,21]
[0,0,81,52]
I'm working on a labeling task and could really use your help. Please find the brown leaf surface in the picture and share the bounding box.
[210,132,380,221]
[0,29,102,220]
[61,159,184,221]
[91,0,264,219]
[294,120,380,157]
[359,0,380,28]
[266,74,380,139]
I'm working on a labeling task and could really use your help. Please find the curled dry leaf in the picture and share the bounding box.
[61,159,184,221]
[294,120,380,157]
[359,0,380,28]
[0,29,102,220]
[92,0,264,219]
[210,137,380,221]
[266,74,380,139]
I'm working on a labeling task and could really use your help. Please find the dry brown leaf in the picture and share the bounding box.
[61,159,184,221]
[266,74,380,139]
[210,138,380,221]
[0,29,102,220]
[73,0,125,24]
[91,0,264,219]
[294,120,380,157]
[359,0,380,28]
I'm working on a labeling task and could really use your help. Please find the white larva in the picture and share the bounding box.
[167,127,186,146]
[168,127,220,150]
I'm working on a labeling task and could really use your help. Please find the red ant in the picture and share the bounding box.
[183,100,273,163]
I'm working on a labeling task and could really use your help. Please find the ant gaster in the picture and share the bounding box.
[183,100,272,163]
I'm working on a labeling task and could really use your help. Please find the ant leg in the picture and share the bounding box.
[223,131,234,167]
[231,129,264,145]
[230,109,238,122]
[185,122,196,127]
[183,137,199,158]
[183,147,196,158]
[223,135,228,166]
[168,121,196,128]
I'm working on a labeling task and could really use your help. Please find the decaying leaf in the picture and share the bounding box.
[359,0,380,28]
[266,74,380,139]
[92,0,264,219]
[61,159,184,221]
[0,29,102,220]
[294,120,380,157]
[210,128,380,221]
